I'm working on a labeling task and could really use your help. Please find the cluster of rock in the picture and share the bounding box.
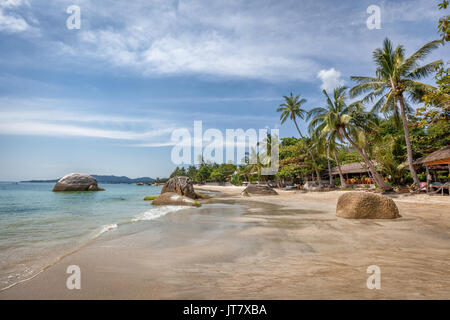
[151,176,201,206]
[336,192,400,219]
[53,173,104,192]
[53,174,400,220]
[161,176,197,199]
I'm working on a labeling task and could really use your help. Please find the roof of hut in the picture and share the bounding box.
[330,161,374,175]
[414,146,450,166]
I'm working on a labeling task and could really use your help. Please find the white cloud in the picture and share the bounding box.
[0,0,33,33]
[2,0,444,81]
[0,0,29,8]
[0,8,28,32]
[0,121,174,140]
[0,100,176,142]
[317,68,345,92]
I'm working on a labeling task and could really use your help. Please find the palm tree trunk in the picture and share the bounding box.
[293,118,322,186]
[333,150,347,188]
[327,155,335,188]
[327,145,335,188]
[398,95,420,186]
[342,129,392,191]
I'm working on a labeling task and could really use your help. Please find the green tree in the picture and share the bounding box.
[350,38,442,186]
[170,166,187,178]
[277,93,322,185]
[187,165,197,180]
[438,0,449,41]
[195,164,212,183]
[308,86,392,191]
[210,168,226,182]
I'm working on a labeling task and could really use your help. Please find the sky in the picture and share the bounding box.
[0,0,447,180]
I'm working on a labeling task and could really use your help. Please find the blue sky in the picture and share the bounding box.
[0,0,447,180]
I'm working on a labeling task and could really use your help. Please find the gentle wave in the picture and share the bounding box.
[93,206,188,238]
[99,223,118,235]
[132,206,188,222]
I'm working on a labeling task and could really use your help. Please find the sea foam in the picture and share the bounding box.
[98,224,118,235]
[132,206,187,222]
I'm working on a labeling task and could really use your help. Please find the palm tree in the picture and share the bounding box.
[308,86,392,191]
[277,93,322,185]
[310,132,335,188]
[309,114,348,188]
[333,149,347,188]
[350,38,442,186]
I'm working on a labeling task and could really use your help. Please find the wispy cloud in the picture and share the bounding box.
[0,99,176,142]
[0,0,38,34]
[1,0,444,82]
[0,121,174,140]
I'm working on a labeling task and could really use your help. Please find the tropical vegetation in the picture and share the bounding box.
[167,4,448,191]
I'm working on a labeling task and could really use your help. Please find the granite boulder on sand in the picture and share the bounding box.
[161,176,197,199]
[53,173,104,192]
[336,191,400,219]
[152,192,200,206]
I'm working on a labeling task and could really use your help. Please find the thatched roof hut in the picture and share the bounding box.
[414,146,450,166]
[330,162,374,175]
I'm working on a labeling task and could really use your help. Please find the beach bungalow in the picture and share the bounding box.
[329,162,377,185]
[414,146,450,195]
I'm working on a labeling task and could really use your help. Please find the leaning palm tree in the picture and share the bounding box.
[277,93,322,185]
[350,38,442,186]
[308,86,392,191]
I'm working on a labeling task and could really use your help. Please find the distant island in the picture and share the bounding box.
[21,175,155,184]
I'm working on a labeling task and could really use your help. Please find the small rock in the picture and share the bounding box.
[242,184,278,195]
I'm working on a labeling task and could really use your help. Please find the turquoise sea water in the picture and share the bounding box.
[0,182,174,289]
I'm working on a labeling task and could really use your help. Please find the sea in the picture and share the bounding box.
[0,182,186,290]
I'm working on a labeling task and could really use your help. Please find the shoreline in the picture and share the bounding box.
[1,187,449,299]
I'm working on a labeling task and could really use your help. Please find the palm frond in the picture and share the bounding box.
[399,40,442,75]
[408,60,443,80]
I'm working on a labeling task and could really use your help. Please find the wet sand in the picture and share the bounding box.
[1,187,449,299]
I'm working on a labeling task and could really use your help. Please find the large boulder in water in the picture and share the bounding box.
[152,192,200,206]
[336,192,400,219]
[242,184,278,196]
[53,173,102,192]
[161,176,196,199]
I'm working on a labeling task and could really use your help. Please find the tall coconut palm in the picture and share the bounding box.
[350,38,442,186]
[308,86,392,191]
[277,93,322,185]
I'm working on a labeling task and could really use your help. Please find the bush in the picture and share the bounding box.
[334,177,341,187]
[417,172,426,181]
[230,174,243,186]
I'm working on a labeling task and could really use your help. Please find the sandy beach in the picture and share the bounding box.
[1,186,449,299]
